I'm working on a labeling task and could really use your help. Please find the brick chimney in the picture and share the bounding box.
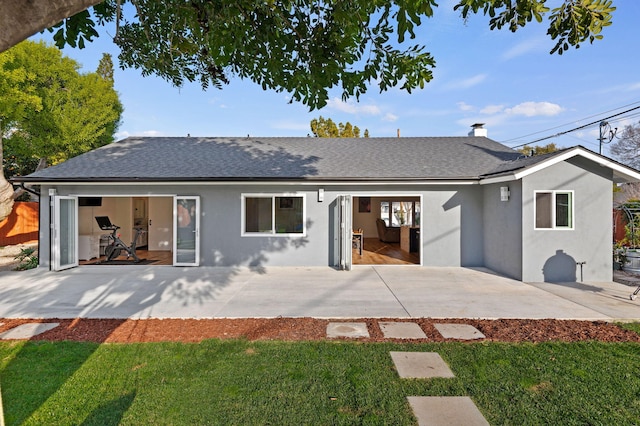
[468,123,487,137]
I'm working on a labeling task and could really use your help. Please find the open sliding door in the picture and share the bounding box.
[173,196,200,266]
[52,196,78,271]
[336,195,352,270]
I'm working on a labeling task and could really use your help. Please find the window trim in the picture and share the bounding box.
[241,193,306,237]
[534,190,574,230]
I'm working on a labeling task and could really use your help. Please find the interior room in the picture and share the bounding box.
[352,196,421,265]
[77,196,173,265]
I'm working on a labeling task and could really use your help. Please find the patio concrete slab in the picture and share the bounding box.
[327,322,369,338]
[379,322,427,339]
[0,323,59,340]
[0,265,637,320]
[390,352,455,378]
[434,323,485,340]
[526,280,640,320]
[374,266,616,320]
[407,396,489,426]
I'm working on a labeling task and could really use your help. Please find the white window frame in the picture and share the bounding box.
[534,190,574,230]
[241,193,307,237]
[379,200,421,227]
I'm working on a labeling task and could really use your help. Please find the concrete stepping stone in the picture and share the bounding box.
[0,323,59,340]
[379,322,427,339]
[407,396,489,426]
[390,352,455,379]
[326,322,369,338]
[434,323,485,340]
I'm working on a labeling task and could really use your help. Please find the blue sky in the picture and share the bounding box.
[33,0,640,156]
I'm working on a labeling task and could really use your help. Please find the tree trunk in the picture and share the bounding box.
[0,131,13,223]
[0,177,13,224]
[0,0,103,53]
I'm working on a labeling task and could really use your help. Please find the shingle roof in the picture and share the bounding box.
[480,148,573,178]
[19,136,523,182]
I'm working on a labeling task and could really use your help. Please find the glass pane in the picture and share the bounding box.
[402,202,413,226]
[59,198,76,266]
[535,193,552,228]
[380,201,390,226]
[556,193,572,227]
[245,197,273,233]
[275,197,303,233]
[176,198,197,263]
[392,202,409,226]
[414,202,421,226]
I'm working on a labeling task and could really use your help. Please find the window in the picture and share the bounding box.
[379,200,420,227]
[535,191,573,229]
[243,194,305,236]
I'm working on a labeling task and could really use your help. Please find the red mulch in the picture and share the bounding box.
[0,318,638,344]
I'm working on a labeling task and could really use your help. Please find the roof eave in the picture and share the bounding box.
[480,146,640,185]
[12,176,482,185]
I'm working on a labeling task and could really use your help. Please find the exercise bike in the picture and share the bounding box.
[95,216,146,263]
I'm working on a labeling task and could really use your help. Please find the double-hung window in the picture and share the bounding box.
[242,194,305,236]
[534,191,573,230]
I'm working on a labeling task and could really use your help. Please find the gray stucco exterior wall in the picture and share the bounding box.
[40,183,484,269]
[521,160,613,282]
[482,181,523,280]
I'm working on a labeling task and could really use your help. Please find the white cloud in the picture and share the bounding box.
[504,101,564,117]
[114,131,130,140]
[114,129,163,139]
[326,97,382,115]
[457,102,475,112]
[383,113,399,122]
[502,37,546,60]
[444,74,487,90]
[480,104,505,115]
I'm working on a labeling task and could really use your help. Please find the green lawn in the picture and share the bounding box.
[1,338,639,425]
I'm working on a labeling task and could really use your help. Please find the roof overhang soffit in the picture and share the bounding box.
[479,147,640,185]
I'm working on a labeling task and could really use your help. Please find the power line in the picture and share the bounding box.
[501,101,640,144]
[509,105,640,149]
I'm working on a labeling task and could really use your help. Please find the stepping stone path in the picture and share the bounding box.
[390,351,454,379]
[379,321,427,339]
[326,322,369,338]
[407,396,490,426]
[326,321,489,425]
[0,322,59,340]
[390,352,489,425]
[434,323,486,340]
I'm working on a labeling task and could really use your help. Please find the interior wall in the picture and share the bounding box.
[352,196,420,239]
[78,197,132,241]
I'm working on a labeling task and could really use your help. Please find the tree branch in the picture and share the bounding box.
[0,0,103,53]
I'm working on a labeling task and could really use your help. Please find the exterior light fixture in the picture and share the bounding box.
[500,186,510,201]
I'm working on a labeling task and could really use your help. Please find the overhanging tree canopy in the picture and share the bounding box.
[0,0,616,110]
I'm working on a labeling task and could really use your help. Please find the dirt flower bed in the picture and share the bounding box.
[0,318,638,344]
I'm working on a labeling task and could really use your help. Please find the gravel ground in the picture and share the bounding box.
[0,318,638,343]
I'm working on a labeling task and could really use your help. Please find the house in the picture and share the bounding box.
[14,126,640,282]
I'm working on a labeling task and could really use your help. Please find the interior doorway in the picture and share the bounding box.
[352,196,421,265]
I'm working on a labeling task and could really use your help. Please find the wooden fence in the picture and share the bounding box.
[0,201,39,246]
